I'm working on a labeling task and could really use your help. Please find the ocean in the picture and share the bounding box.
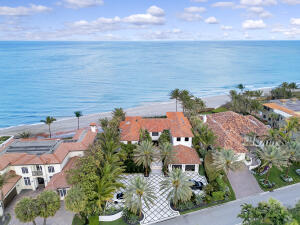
[0,41,299,128]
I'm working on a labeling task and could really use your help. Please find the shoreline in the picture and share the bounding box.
[0,87,273,136]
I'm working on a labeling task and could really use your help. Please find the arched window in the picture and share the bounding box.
[21,167,29,174]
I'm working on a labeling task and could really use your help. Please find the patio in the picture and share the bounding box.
[106,172,207,225]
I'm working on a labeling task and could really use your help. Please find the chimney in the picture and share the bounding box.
[90,123,97,133]
[203,115,207,123]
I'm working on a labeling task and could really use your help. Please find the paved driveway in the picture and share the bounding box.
[227,164,262,199]
[157,183,300,225]
[6,189,74,225]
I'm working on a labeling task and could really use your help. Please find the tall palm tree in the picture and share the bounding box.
[193,123,216,150]
[288,82,298,90]
[257,145,289,184]
[112,108,125,121]
[282,117,300,138]
[263,129,285,146]
[280,82,289,89]
[211,149,242,173]
[124,176,156,217]
[284,141,300,178]
[133,141,157,176]
[160,169,193,208]
[159,142,174,174]
[169,88,181,112]
[236,84,245,93]
[40,116,56,138]
[246,131,258,145]
[74,111,82,130]
[179,90,192,113]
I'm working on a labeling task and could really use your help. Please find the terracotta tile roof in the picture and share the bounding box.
[0,171,22,201]
[172,145,201,165]
[263,103,298,117]
[119,112,193,141]
[0,129,96,170]
[45,156,79,190]
[204,111,268,153]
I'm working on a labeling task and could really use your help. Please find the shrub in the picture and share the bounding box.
[72,214,85,225]
[204,152,220,182]
[122,208,140,225]
[176,201,195,211]
[204,184,214,196]
[121,144,144,173]
[205,195,212,203]
[216,175,226,191]
[88,216,99,225]
[158,130,171,145]
[212,191,225,201]
[195,194,205,205]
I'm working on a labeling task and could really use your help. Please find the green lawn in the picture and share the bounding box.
[254,163,300,191]
[100,219,127,225]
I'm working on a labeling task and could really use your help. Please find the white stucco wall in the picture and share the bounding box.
[150,132,162,141]
[171,137,192,147]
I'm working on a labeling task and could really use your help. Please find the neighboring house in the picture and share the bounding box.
[201,111,268,161]
[119,112,194,147]
[0,124,97,213]
[261,98,300,128]
[120,112,201,172]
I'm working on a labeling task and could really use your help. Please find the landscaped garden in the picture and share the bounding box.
[0,136,10,144]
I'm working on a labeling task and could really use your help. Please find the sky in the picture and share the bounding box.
[0,0,300,40]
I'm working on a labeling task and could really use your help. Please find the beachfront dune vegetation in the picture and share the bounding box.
[271,82,299,99]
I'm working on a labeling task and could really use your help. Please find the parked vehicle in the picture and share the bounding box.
[189,179,204,190]
[113,192,124,203]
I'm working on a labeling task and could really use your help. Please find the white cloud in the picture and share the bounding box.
[184,6,206,13]
[123,6,165,26]
[290,18,300,25]
[212,2,235,7]
[244,32,250,38]
[61,0,103,9]
[242,19,266,29]
[205,17,219,24]
[247,7,272,18]
[281,0,300,4]
[190,0,207,2]
[221,25,233,30]
[179,12,202,21]
[147,6,165,17]
[240,0,277,6]
[142,29,185,40]
[0,4,51,16]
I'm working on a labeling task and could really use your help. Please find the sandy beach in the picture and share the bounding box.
[0,94,231,136]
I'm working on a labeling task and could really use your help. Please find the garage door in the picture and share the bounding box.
[3,187,17,208]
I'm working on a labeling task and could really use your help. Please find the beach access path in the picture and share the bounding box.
[157,183,300,225]
[0,95,230,136]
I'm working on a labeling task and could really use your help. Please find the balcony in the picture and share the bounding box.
[32,170,43,176]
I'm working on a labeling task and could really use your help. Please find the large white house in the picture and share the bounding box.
[0,124,98,215]
[119,112,201,172]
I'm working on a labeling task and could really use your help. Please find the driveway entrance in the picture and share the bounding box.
[227,164,262,199]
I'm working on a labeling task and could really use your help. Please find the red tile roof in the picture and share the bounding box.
[172,145,201,165]
[263,103,300,118]
[0,128,96,170]
[45,156,79,190]
[0,171,22,201]
[119,112,193,141]
[204,111,268,153]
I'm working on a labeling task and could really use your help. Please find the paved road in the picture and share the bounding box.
[157,183,300,225]
[227,165,263,199]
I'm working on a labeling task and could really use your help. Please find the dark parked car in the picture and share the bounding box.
[189,179,204,190]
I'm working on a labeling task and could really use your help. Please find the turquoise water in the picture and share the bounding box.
[0,41,300,128]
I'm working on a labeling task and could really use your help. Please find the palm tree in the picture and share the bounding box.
[257,145,289,184]
[40,116,56,138]
[124,176,156,217]
[179,90,192,113]
[284,141,300,178]
[160,169,193,208]
[211,149,242,173]
[193,123,216,150]
[282,117,300,138]
[288,82,298,90]
[159,142,174,174]
[169,88,181,112]
[263,129,285,146]
[268,112,280,129]
[112,108,125,121]
[246,131,258,145]
[280,82,289,89]
[133,141,157,177]
[236,84,245,93]
[74,111,82,130]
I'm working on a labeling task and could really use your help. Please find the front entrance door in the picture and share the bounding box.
[37,177,45,187]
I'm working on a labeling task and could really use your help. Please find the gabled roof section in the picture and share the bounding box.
[0,171,22,201]
[119,112,193,142]
[172,145,201,165]
[204,111,268,153]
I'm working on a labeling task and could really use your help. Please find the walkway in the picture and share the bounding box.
[157,183,300,225]
[227,164,263,199]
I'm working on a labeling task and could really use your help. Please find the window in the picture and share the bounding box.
[152,132,159,136]
[58,189,67,197]
[176,137,181,142]
[185,137,189,142]
[172,165,182,170]
[21,167,29,174]
[263,115,266,119]
[24,177,31,185]
[36,165,42,171]
[48,166,55,173]
[185,165,195,171]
